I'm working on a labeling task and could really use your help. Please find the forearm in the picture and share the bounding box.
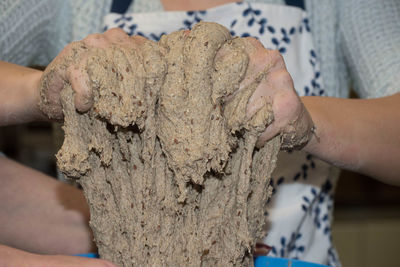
[0,244,115,266]
[0,244,40,265]
[0,157,95,254]
[302,93,400,185]
[0,61,47,126]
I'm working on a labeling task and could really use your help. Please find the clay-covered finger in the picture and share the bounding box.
[223,39,285,125]
[255,85,303,148]
[39,68,67,119]
[131,35,149,47]
[67,62,93,112]
[39,41,88,119]
[83,33,110,49]
[246,68,294,118]
[104,27,131,44]
[240,45,284,90]
[212,38,249,102]
[45,41,87,82]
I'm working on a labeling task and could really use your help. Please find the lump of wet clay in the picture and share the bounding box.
[47,22,281,266]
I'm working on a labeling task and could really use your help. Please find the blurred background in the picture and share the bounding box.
[1,119,399,267]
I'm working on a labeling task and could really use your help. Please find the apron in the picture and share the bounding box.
[104,2,340,266]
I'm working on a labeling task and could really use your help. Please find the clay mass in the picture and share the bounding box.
[46,22,281,266]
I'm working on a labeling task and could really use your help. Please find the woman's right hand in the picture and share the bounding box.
[39,28,146,120]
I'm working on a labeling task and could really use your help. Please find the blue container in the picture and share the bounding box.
[76,254,328,266]
[255,256,329,267]
[75,253,99,258]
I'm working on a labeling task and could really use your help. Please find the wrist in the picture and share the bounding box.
[300,96,326,154]
[27,70,48,122]
[300,96,353,169]
[280,103,315,150]
[0,62,48,126]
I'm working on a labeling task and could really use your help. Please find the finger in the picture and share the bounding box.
[246,68,294,118]
[214,39,249,103]
[238,38,268,90]
[83,33,110,49]
[104,27,130,44]
[253,91,288,148]
[183,29,190,38]
[253,243,272,256]
[256,121,280,148]
[131,35,148,47]
[244,37,285,69]
[48,41,88,82]
[255,90,302,148]
[67,61,93,112]
[242,49,285,89]
[39,42,87,119]
[41,69,65,102]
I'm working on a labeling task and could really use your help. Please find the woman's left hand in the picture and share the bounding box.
[227,37,315,149]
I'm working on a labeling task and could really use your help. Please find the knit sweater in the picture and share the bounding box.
[1,0,399,99]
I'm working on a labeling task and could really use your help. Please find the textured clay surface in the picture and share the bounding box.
[49,22,280,266]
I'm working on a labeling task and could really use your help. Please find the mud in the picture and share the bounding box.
[47,22,281,266]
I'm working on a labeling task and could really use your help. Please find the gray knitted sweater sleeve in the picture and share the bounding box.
[339,0,400,98]
[1,0,69,66]
[0,0,111,66]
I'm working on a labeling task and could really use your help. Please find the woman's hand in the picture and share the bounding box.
[39,28,146,120]
[236,38,314,149]
[0,29,145,125]
[233,38,400,183]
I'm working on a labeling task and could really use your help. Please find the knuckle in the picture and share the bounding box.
[62,41,77,52]
[83,33,104,42]
[83,33,108,47]
[243,36,263,49]
[269,49,280,57]
[269,49,284,62]
[271,69,291,84]
[132,35,147,43]
[245,36,258,43]
[56,41,87,63]
[104,27,129,41]
[56,41,80,60]
[105,27,126,36]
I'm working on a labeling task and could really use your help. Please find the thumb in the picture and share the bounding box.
[255,120,281,148]
[67,61,93,113]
